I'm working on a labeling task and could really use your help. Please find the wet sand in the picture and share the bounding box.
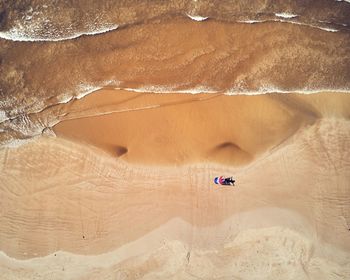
[53,90,350,166]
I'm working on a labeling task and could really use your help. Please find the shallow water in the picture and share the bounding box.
[1,16,350,146]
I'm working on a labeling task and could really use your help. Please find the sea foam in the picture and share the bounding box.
[0,110,7,123]
[118,85,216,95]
[0,24,119,42]
[275,13,298,19]
[238,18,339,33]
[186,14,209,21]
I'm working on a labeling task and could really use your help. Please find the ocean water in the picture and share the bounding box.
[1,3,350,279]
[1,0,350,41]
[0,0,350,146]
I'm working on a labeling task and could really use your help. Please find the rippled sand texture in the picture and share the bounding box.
[1,117,350,279]
[1,1,350,279]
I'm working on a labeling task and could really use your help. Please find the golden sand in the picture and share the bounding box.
[53,90,350,166]
[1,5,350,279]
[0,92,350,279]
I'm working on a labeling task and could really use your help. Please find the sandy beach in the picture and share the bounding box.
[1,1,350,279]
[0,90,350,279]
[53,90,350,166]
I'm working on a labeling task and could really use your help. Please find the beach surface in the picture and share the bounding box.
[1,91,350,279]
[1,1,350,279]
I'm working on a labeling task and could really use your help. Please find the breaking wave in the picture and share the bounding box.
[0,1,349,42]
[0,1,350,147]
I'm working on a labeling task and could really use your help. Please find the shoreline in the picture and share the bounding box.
[52,90,350,166]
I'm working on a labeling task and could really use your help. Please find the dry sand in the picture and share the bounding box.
[0,92,349,279]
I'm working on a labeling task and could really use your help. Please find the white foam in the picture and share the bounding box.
[176,87,217,94]
[226,86,350,96]
[275,13,298,19]
[76,85,100,99]
[336,0,350,3]
[54,84,350,98]
[318,20,347,27]
[118,85,174,94]
[83,25,119,37]
[73,80,120,100]
[0,110,7,123]
[317,26,339,32]
[0,24,119,42]
[237,18,339,33]
[118,85,216,95]
[186,14,209,21]
[57,94,74,104]
[238,20,265,24]
[276,19,339,32]
[112,85,350,97]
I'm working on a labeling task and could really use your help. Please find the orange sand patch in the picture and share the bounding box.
[53,90,350,166]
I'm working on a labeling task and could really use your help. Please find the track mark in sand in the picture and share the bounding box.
[186,251,191,263]
[78,198,86,242]
[340,216,350,231]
